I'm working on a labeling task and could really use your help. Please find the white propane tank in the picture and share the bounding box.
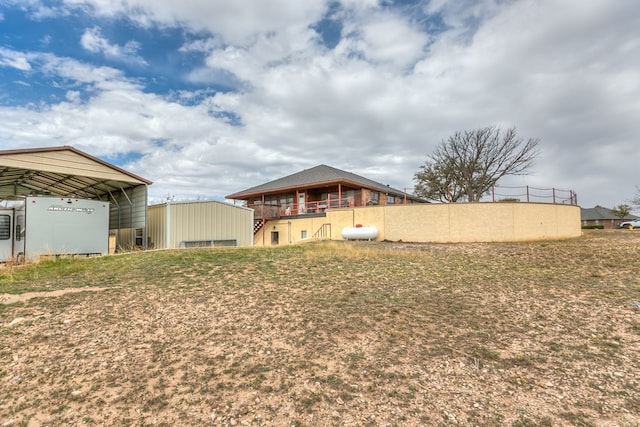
[341,225,378,240]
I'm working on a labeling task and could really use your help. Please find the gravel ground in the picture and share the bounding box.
[1,231,639,426]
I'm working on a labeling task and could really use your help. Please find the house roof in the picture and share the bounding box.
[0,145,152,200]
[227,164,421,201]
[580,206,637,221]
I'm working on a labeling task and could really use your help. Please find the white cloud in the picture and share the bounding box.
[2,0,69,19]
[64,0,327,45]
[2,0,640,208]
[356,13,429,68]
[334,8,429,71]
[0,48,32,71]
[80,26,147,65]
[179,37,223,53]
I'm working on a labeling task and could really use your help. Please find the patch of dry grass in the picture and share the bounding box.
[1,230,640,426]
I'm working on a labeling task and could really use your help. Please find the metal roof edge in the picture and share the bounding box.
[148,199,253,211]
[0,145,153,186]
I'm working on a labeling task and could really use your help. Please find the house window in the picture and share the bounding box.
[369,191,380,205]
[280,195,294,212]
[301,230,307,239]
[321,190,355,208]
[387,195,395,204]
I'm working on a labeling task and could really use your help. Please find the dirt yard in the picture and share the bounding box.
[1,231,639,426]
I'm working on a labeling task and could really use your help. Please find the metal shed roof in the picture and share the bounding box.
[0,146,153,249]
[0,145,151,199]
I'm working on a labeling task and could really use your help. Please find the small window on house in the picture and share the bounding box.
[369,192,380,205]
[271,231,279,245]
[387,195,395,204]
[301,230,307,239]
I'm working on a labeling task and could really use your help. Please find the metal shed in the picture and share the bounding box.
[0,146,152,252]
[147,200,254,249]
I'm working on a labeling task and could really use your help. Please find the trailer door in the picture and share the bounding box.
[0,209,13,262]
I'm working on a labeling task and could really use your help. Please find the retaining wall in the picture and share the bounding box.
[255,202,581,246]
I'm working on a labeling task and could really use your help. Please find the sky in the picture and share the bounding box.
[0,0,638,210]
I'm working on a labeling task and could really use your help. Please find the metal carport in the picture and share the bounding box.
[0,146,152,251]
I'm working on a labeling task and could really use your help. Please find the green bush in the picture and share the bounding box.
[581,225,604,230]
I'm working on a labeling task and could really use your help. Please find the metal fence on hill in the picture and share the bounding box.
[489,185,577,205]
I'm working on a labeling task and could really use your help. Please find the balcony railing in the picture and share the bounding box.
[250,196,355,220]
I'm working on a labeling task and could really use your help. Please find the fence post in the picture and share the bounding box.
[552,188,556,204]
[526,186,530,203]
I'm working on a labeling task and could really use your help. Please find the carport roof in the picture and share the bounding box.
[0,146,152,200]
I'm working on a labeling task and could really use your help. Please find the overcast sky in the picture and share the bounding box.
[0,0,638,209]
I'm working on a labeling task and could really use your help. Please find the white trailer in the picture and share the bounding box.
[0,207,17,262]
[0,196,110,262]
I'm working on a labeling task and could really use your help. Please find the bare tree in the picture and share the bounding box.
[414,126,540,202]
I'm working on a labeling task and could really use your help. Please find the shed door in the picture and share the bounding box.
[0,210,13,262]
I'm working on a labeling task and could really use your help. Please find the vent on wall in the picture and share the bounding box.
[180,240,237,248]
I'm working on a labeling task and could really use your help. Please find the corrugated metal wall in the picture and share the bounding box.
[109,184,149,250]
[147,203,166,249]
[148,200,253,249]
[109,185,148,230]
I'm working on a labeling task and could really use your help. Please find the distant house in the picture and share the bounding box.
[580,206,637,229]
[226,164,424,226]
